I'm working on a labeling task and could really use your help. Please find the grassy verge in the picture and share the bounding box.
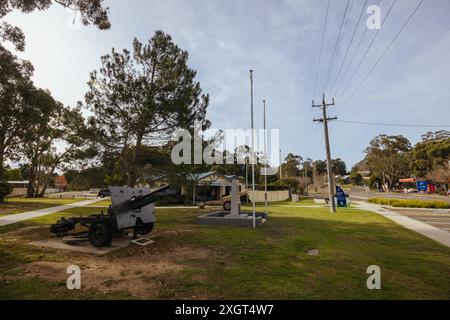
[93,199,318,208]
[91,200,110,207]
[368,198,450,209]
[1,203,450,299]
[0,198,85,216]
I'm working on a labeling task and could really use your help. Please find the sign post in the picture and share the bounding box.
[382,182,390,211]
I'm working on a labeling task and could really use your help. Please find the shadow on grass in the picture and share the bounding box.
[141,207,450,300]
[1,206,450,300]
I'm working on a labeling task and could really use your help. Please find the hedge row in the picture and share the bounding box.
[368,198,450,209]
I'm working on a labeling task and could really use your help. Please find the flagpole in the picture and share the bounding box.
[250,70,256,229]
[263,99,268,215]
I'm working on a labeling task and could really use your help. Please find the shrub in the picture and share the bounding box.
[268,179,299,192]
[155,194,188,206]
[0,181,12,202]
[368,198,450,209]
[349,172,363,185]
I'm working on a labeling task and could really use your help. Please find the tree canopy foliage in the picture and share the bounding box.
[84,31,210,187]
[0,45,90,197]
[1,1,448,199]
[362,132,450,190]
[411,131,450,177]
[282,153,302,178]
[332,158,347,176]
[0,46,34,177]
[364,134,412,187]
[0,0,110,51]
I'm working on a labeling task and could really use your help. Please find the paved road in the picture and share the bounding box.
[45,191,97,199]
[392,208,450,232]
[355,201,450,248]
[0,198,104,227]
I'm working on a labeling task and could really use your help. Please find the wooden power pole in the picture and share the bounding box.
[313,94,337,213]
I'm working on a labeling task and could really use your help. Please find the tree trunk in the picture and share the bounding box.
[38,183,48,198]
[0,150,4,180]
[38,161,60,197]
[127,133,144,188]
[27,164,37,198]
[0,136,5,180]
[34,163,42,197]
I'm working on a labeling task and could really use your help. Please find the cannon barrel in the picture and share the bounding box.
[128,184,170,210]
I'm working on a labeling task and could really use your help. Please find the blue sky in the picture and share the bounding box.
[4,0,450,168]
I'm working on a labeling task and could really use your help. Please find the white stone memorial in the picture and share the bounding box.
[230,180,241,216]
[197,179,267,227]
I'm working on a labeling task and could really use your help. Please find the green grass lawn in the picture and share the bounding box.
[92,199,316,208]
[269,199,322,207]
[1,202,450,300]
[0,198,85,217]
[92,200,111,207]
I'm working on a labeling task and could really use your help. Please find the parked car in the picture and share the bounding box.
[97,189,111,198]
[404,188,418,194]
[89,188,99,194]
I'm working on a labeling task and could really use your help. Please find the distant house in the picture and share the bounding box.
[353,160,371,182]
[7,181,29,197]
[358,171,371,182]
[336,175,351,184]
[55,175,68,192]
[399,178,418,184]
[148,171,245,203]
[185,172,245,202]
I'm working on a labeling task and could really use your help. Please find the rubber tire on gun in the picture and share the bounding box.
[135,222,154,236]
[88,220,113,247]
[223,201,231,211]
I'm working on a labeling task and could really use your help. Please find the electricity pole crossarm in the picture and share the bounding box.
[313,117,337,123]
[312,94,337,213]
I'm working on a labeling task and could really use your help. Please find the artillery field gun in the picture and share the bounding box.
[51,184,170,247]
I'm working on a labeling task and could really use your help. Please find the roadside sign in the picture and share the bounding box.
[417,180,428,192]
[336,186,347,208]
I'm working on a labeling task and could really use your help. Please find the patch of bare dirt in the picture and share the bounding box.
[0,225,54,244]
[17,246,218,298]
[1,223,225,298]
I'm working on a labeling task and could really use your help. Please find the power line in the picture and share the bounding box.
[312,0,331,101]
[329,0,368,97]
[341,0,425,110]
[332,24,369,98]
[337,0,397,102]
[322,0,352,95]
[326,0,355,97]
[334,0,383,98]
[335,119,449,128]
[309,0,330,162]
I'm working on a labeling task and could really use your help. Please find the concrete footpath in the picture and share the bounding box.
[354,201,450,248]
[0,198,104,227]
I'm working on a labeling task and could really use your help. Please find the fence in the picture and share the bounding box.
[248,190,290,202]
